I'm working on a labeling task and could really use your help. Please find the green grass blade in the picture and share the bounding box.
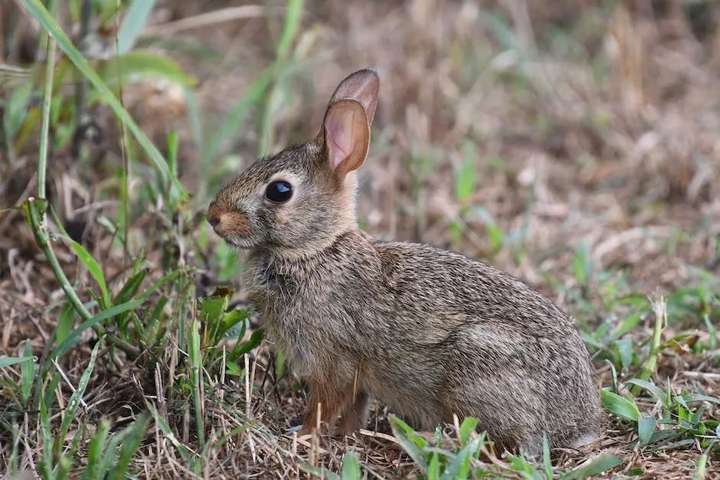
[20,340,36,405]
[189,318,205,445]
[108,413,150,480]
[117,0,157,54]
[50,298,144,360]
[389,415,428,472]
[113,268,147,305]
[443,436,484,480]
[427,452,440,480]
[692,446,711,480]
[636,296,666,383]
[455,141,478,203]
[80,420,110,480]
[0,356,34,368]
[559,454,622,480]
[99,51,196,87]
[205,67,273,161]
[298,464,341,480]
[625,379,666,405]
[97,425,131,478]
[38,380,55,479]
[59,234,111,309]
[20,0,185,199]
[146,403,195,463]
[37,34,56,199]
[542,434,553,479]
[55,342,100,457]
[275,0,304,60]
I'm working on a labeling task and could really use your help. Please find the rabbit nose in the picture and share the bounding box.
[207,202,221,228]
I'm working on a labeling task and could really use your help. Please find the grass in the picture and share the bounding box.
[1,0,719,478]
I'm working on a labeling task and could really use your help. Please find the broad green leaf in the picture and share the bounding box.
[55,302,75,345]
[222,308,251,340]
[444,436,484,480]
[117,0,157,54]
[458,417,479,446]
[601,389,640,422]
[626,379,665,405]
[638,415,656,445]
[341,451,361,480]
[199,291,230,342]
[389,415,428,471]
[613,338,634,372]
[97,426,125,478]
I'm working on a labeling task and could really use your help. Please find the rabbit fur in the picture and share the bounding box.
[208,69,601,455]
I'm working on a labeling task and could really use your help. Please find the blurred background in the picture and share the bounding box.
[1,1,719,477]
[2,1,718,300]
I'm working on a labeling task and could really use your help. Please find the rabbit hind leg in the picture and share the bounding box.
[337,391,370,434]
[299,379,352,435]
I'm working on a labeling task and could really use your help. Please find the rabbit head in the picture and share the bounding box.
[207,69,379,255]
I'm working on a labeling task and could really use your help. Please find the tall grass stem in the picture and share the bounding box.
[37,37,56,199]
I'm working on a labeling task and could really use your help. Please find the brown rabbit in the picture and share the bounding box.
[207,69,601,455]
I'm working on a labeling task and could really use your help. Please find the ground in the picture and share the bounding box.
[1,1,719,479]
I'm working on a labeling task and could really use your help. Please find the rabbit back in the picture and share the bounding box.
[247,233,600,451]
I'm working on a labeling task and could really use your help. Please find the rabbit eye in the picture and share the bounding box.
[265,180,293,203]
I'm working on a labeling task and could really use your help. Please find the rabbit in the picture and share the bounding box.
[207,69,601,455]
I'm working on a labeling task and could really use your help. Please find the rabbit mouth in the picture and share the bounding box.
[222,235,258,249]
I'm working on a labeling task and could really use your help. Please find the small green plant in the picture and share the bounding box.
[300,451,363,480]
[603,379,720,451]
[387,415,623,479]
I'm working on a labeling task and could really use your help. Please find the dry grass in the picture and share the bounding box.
[1,1,720,478]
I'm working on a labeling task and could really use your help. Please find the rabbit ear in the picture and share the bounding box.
[329,69,380,126]
[322,99,370,177]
